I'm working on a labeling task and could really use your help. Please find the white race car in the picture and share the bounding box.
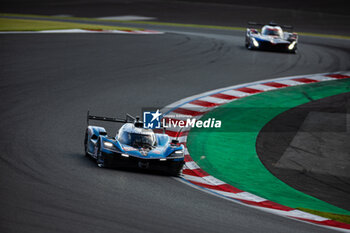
[245,22,298,53]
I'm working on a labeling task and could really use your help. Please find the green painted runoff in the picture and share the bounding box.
[187,79,350,215]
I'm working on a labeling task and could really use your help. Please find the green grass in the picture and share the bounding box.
[0,13,244,31]
[99,19,247,31]
[0,18,140,31]
[1,12,350,40]
[298,31,350,40]
[296,207,350,224]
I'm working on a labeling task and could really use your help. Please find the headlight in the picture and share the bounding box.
[103,142,114,148]
[252,38,259,47]
[102,141,118,151]
[288,41,296,50]
[168,150,184,157]
[121,153,129,157]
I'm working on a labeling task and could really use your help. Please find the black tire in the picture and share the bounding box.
[96,141,112,168]
[247,40,253,50]
[96,143,105,168]
[84,130,89,157]
[169,166,183,177]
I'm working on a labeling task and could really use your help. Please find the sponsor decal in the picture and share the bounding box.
[152,149,162,154]
[123,146,138,151]
[143,109,221,129]
[143,109,162,129]
[163,117,221,128]
[140,149,148,156]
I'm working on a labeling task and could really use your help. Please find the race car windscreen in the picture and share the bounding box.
[262,28,282,37]
[119,132,156,147]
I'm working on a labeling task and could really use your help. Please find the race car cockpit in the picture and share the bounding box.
[261,26,283,38]
[117,123,156,148]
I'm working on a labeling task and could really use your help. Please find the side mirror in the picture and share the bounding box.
[171,139,179,145]
[134,122,143,128]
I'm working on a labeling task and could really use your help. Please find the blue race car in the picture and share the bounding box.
[84,112,185,176]
[245,22,298,53]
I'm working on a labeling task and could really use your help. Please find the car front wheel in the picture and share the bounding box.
[96,147,105,168]
[247,40,253,50]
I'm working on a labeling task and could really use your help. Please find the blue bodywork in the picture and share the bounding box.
[85,125,185,167]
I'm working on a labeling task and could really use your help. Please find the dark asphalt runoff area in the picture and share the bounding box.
[1,1,350,233]
[257,93,350,211]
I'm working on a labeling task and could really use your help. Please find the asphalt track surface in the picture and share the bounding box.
[1,23,350,233]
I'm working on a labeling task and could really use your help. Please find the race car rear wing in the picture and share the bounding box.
[87,111,139,125]
[248,21,293,30]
